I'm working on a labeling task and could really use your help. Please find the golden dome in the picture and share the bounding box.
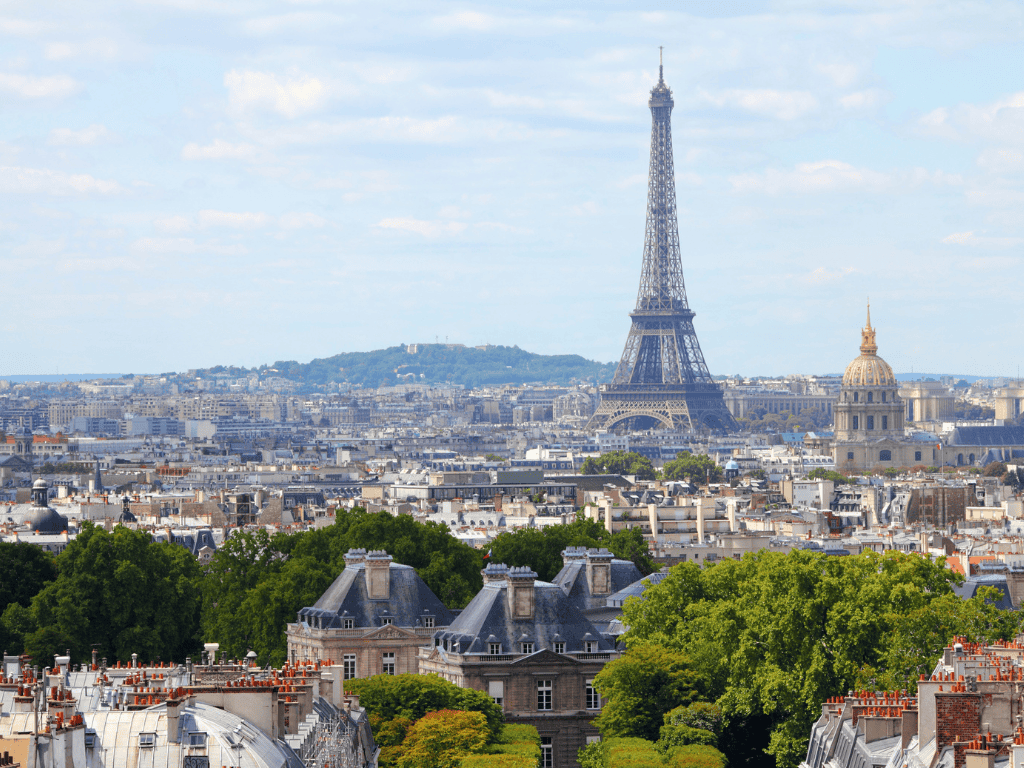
[842,304,896,387]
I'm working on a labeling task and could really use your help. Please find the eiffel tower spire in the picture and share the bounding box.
[588,55,735,433]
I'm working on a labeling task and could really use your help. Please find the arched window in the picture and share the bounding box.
[879,450,892,461]
[881,392,886,403]
[867,392,873,403]
[854,392,859,403]
[882,416,888,430]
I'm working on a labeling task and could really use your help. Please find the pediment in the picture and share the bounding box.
[510,648,579,666]
[364,624,419,641]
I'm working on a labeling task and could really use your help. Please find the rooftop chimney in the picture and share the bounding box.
[482,563,510,583]
[364,551,392,600]
[586,548,613,596]
[344,548,367,569]
[507,566,538,620]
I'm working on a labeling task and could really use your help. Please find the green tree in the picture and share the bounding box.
[0,541,56,609]
[658,703,723,751]
[24,522,202,664]
[593,645,702,742]
[806,468,850,484]
[397,710,490,768]
[662,454,722,484]
[615,549,1012,768]
[344,673,503,744]
[581,451,657,481]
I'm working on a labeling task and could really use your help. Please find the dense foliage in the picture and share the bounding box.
[344,674,504,768]
[579,737,727,768]
[581,452,657,481]
[202,507,485,665]
[662,453,722,484]
[3,523,202,664]
[196,344,616,388]
[487,516,655,580]
[806,468,851,484]
[609,549,1018,768]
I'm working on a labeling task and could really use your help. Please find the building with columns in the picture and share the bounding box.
[833,308,933,472]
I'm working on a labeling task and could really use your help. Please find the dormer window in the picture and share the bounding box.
[554,642,565,654]
[489,642,501,655]
[381,617,393,626]
[584,641,598,653]
[521,642,534,654]
[188,732,207,748]
[342,618,354,630]
[423,616,434,628]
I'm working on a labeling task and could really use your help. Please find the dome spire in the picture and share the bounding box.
[860,301,878,356]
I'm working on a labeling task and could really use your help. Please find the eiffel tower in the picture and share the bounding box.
[588,56,736,434]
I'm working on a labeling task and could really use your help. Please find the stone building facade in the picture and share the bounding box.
[285,549,455,678]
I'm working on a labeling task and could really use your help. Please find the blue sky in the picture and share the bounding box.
[2,1,1023,378]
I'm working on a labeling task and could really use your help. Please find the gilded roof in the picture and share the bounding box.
[842,304,897,387]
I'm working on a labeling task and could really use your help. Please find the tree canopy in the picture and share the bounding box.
[662,453,722,484]
[486,516,655,581]
[610,549,1018,768]
[581,451,657,481]
[16,522,202,664]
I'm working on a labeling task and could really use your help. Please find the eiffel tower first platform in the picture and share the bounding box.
[588,59,737,434]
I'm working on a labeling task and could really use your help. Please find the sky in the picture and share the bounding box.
[2,0,1023,379]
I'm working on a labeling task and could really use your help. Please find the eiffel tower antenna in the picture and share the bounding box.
[588,53,736,434]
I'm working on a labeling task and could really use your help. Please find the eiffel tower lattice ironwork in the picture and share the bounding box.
[588,58,736,433]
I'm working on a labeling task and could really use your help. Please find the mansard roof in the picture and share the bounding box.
[551,548,643,611]
[435,574,613,655]
[298,558,455,630]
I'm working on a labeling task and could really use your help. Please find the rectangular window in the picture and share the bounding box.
[382,652,395,675]
[847,452,854,461]
[343,654,356,680]
[584,641,597,653]
[188,732,207,748]
[586,736,602,745]
[586,680,600,710]
[139,733,156,748]
[553,642,565,654]
[381,617,393,626]
[882,416,888,430]
[852,416,859,429]
[540,737,553,768]
[423,617,434,628]
[867,416,874,430]
[867,392,873,403]
[915,451,922,462]
[537,679,552,710]
[488,680,504,707]
[342,618,354,630]
[521,642,534,654]
[489,643,501,655]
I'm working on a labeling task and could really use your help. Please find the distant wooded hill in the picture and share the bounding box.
[221,344,616,388]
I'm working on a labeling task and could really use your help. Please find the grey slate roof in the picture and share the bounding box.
[299,561,455,629]
[435,568,614,654]
[947,426,1024,446]
[605,569,669,608]
[952,574,1015,610]
[550,548,643,611]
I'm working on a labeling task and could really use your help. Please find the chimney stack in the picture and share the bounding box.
[586,548,613,596]
[506,566,538,620]
[364,551,392,600]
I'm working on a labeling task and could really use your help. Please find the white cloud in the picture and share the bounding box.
[181,139,259,161]
[431,11,499,32]
[198,209,270,229]
[817,62,860,88]
[918,91,1024,144]
[48,124,112,146]
[942,230,1023,247]
[977,148,1024,171]
[376,218,467,238]
[0,72,77,99]
[730,161,960,195]
[44,39,120,61]
[839,89,884,110]
[279,212,326,228]
[153,215,192,234]
[700,88,818,121]
[130,237,248,255]
[0,166,124,195]
[805,266,856,284]
[225,69,327,118]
